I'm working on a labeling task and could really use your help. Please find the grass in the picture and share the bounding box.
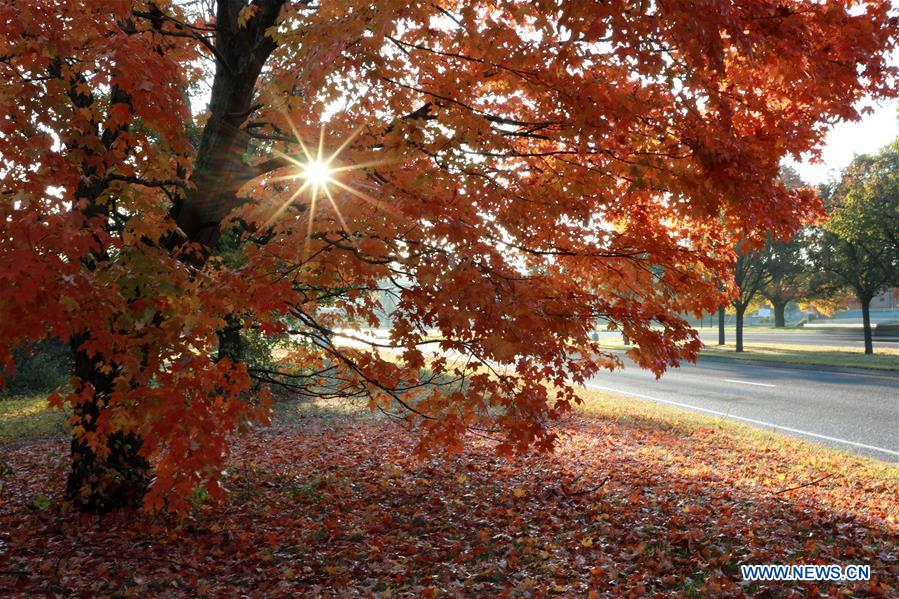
[431,327,896,371]
[6,376,873,480]
[699,342,898,370]
[275,388,898,487]
[0,394,68,444]
[0,393,377,446]
[3,369,892,475]
[692,325,810,332]
[603,340,899,371]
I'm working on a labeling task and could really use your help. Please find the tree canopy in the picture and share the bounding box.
[0,0,895,512]
[813,139,899,353]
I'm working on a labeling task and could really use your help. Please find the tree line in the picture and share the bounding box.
[728,141,899,355]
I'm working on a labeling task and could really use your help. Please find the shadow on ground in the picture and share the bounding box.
[0,398,896,597]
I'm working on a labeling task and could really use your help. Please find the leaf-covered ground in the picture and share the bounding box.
[1,392,896,597]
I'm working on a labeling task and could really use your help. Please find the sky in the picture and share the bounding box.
[790,98,899,186]
[788,4,899,185]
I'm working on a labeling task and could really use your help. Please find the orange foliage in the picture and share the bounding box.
[0,1,895,510]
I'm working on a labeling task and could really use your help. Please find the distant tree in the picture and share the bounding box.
[731,241,769,352]
[761,233,812,327]
[799,293,853,318]
[761,167,814,327]
[812,141,899,354]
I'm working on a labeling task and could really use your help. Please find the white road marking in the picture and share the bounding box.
[723,378,776,388]
[584,383,899,459]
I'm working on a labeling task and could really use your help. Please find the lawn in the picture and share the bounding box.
[699,342,899,371]
[0,394,68,444]
[693,326,811,332]
[600,339,899,371]
[1,391,896,597]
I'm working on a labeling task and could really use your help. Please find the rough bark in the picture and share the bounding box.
[65,335,151,512]
[717,306,725,345]
[861,296,873,355]
[735,305,746,352]
[218,313,245,363]
[773,301,786,328]
[59,70,152,509]
[174,0,286,251]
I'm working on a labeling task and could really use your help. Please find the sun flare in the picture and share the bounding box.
[300,158,333,191]
[259,119,398,258]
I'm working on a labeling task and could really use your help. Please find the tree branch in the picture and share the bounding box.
[105,174,190,189]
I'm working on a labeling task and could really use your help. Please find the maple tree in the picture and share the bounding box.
[0,0,895,512]
[760,234,812,327]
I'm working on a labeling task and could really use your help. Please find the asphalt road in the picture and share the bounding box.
[338,329,898,461]
[587,358,899,462]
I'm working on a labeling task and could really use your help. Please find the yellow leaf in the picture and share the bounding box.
[513,487,525,498]
[580,537,593,548]
[60,296,79,311]
[237,4,260,28]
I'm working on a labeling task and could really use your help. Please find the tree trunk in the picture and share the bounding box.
[717,306,726,345]
[61,1,287,513]
[174,0,283,251]
[773,301,787,328]
[861,297,874,355]
[218,313,245,362]
[65,335,150,512]
[735,306,745,352]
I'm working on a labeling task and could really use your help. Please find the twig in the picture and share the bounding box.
[105,174,189,189]
[88,551,203,572]
[566,476,610,496]
[773,473,836,495]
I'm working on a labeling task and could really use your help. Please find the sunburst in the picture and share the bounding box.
[301,158,333,191]
[260,117,396,259]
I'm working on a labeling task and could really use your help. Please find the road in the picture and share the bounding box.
[586,357,899,462]
[337,329,898,461]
